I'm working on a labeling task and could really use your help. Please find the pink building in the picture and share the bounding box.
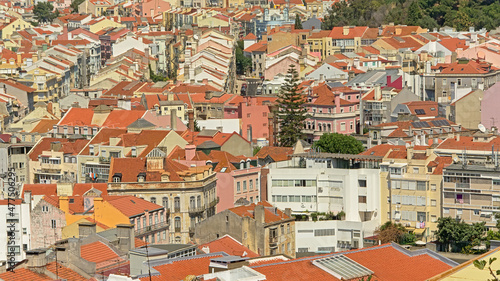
[170,145,261,213]
[265,57,299,80]
[304,83,361,142]
[140,0,171,17]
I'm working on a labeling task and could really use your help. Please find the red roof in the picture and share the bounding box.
[22,184,58,198]
[403,101,439,117]
[72,183,109,196]
[255,146,293,162]
[243,33,257,40]
[45,262,87,281]
[81,241,121,263]
[30,119,59,134]
[199,235,259,258]
[28,138,89,161]
[230,201,290,224]
[439,60,493,74]
[102,195,164,217]
[0,268,51,281]
[243,41,267,53]
[100,110,145,128]
[329,26,368,39]
[251,243,453,281]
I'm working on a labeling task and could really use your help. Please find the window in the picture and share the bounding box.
[151,197,156,204]
[174,197,180,210]
[358,196,367,203]
[413,168,419,174]
[249,180,253,190]
[474,210,480,216]
[340,122,346,131]
[51,220,56,228]
[190,196,195,209]
[162,197,168,209]
[237,182,241,193]
[457,78,462,86]
[431,184,436,191]
[174,217,181,229]
[350,121,353,130]
[243,181,247,192]
[417,181,426,191]
[358,180,367,187]
[314,229,335,236]
[281,224,284,235]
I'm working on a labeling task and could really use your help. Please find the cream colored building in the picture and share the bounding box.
[107,148,217,244]
[363,145,447,239]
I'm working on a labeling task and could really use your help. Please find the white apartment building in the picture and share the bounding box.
[267,153,382,235]
[0,197,31,266]
[295,220,365,255]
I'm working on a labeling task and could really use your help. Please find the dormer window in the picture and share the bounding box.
[131,146,137,157]
[137,172,146,182]
[240,160,245,170]
[89,145,94,156]
[112,173,122,182]
[74,126,79,135]
[246,159,251,169]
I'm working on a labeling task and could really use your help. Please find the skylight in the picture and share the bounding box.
[313,255,373,280]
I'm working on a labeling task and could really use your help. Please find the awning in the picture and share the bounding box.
[413,228,426,235]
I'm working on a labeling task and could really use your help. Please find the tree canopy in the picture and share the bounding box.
[313,133,364,154]
[294,14,303,30]
[276,65,307,147]
[322,0,500,31]
[436,217,486,252]
[33,2,58,24]
[70,0,85,13]
[375,221,406,244]
[235,40,251,75]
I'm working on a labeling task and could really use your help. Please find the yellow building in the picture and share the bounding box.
[88,18,125,33]
[362,144,450,239]
[428,247,500,280]
[0,18,30,39]
[306,30,332,60]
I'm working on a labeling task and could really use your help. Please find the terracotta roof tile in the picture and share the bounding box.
[0,268,51,281]
[255,146,293,162]
[45,262,87,281]
[102,195,164,217]
[81,241,122,264]
[22,184,57,198]
[199,235,259,258]
[73,183,109,196]
[230,202,290,223]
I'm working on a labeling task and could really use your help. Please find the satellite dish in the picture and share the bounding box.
[479,124,486,133]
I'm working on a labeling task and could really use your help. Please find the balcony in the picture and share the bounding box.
[188,206,204,215]
[174,206,181,213]
[174,227,181,233]
[99,157,110,164]
[40,162,61,171]
[208,197,219,208]
[269,236,278,248]
[136,221,169,236]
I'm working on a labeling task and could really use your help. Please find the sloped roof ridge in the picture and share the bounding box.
[389,242,458,267]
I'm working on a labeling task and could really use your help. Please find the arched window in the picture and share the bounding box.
[174,217,181,231]
[150,197,156,204]
[189,196,195,209]
[162,197,168,209]
[174,197,180,211]
[197,195,201,208]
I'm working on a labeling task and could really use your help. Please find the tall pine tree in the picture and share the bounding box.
[276,65,307,147]
[294,14,303,29]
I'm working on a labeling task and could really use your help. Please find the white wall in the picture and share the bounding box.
[0,201,31,264]
[295,220,364,253]
[197,119,240,134]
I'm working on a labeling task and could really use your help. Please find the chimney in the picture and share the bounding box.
[185,144,196,161]
[59,197,70,213]
[168,93,174,101]
[396,27,402,35]
[50,141,62,151]
[116,224,135,252]
[254,204,265,225]
[16,53,21,65]
[343,26,349,36]
[26,249,48,274]
[284,208,292,218]
[10,135,17,143]
[78,222,97,239]
[170,108,177,131]
[374,85,381,100]
[188,111,195,132]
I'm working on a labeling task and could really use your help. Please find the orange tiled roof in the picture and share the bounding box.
[0,268,51,281]
[30,119,59,134]
[72,183,109,196]
[22,184,57,198]
[199,235,259,258]
[251,243,453,280]
[81,241,120,264]
[45,262,87,281]
[255,146,293,162]
[102,195,164,217]
[229,201,290,223]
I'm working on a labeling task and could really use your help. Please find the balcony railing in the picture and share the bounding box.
[269,236,278,247]
[208,197,219,208]
[188,206,204,215]
[174,206,181,213]
[99,157,110,164]
[174,227,181,233]
[136,221,169,236]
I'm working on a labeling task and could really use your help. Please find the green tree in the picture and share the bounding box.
[313,133,364,154]
[34,2,57,23]
[70,0,85,13]
[253,146,261,156]
[407,1,422,26]
[436,217,486,252]
[149,64,168,82]
[276,65,307,147]
[294,14,303,29]
[375,221,406,244]
[474,257,500,281]
[235,40,252,75]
